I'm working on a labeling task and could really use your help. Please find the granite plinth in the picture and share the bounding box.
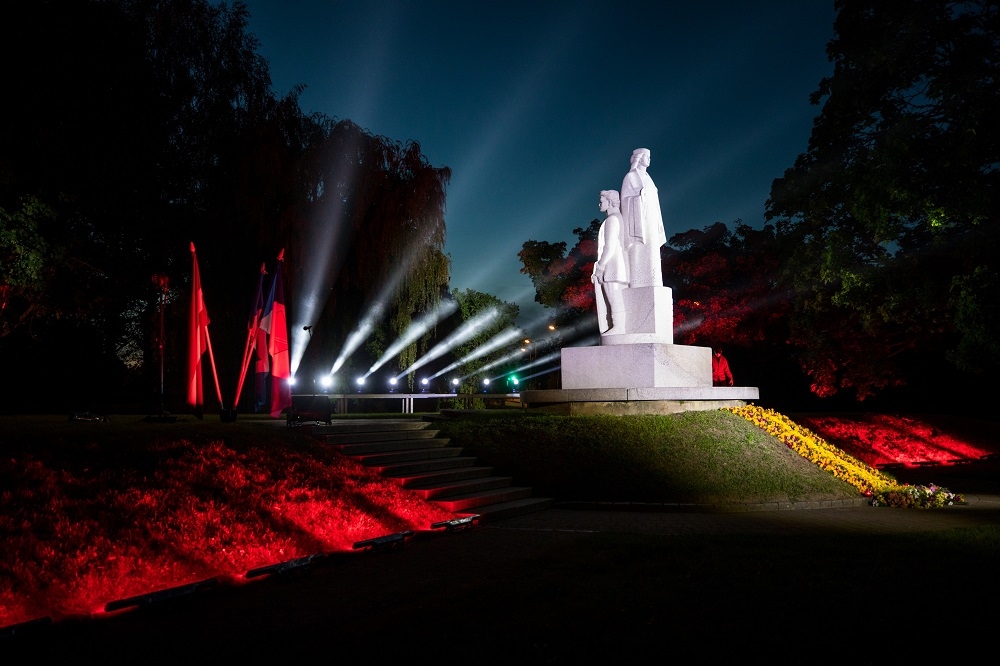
[561,343,710,389]
[520,386,760,416]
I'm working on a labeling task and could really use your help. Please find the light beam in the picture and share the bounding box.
[398,306,501,377]
[366,299,458,378]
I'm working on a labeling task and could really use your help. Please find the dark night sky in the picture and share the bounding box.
[241,0,837,331]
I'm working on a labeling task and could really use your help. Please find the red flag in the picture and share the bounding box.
[260,249,291,417]
[187,243,210,407]
[187,243,223,413]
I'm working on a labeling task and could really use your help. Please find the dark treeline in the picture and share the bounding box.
[0,0,451,413]
[520,0,1000,414]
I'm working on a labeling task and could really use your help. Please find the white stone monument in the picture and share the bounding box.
[522,148,759,414]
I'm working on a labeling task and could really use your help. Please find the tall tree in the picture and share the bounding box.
[767,0,1000,400]
[0,0,452,411]
[518,220,600,331]
[447,288,520,392]
[291,121,451,388]
[665,222,788,349]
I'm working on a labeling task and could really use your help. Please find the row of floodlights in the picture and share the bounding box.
[285,376,518,389]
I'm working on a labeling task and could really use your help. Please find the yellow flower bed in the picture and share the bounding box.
[725,404,895,495]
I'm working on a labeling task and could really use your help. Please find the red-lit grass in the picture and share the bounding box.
[0,417,453,629]
[794,413,999,467]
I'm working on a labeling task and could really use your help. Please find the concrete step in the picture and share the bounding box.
[454,497,555,523]
[319,429,440,445]
[406,476,514,500]
[312,419,431,435]
[332,438,450,455]
[432,486,534,512]
[371,456,480,476]
[355,446,463,467]
[384,466,495,488]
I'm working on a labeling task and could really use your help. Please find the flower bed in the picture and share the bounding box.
[726,405,964,508]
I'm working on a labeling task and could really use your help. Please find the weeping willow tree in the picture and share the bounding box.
[289,119,451,385]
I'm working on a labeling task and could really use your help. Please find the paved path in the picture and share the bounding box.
[493,491,1000,536]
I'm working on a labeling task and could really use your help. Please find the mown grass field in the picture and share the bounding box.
[435,410,861,504]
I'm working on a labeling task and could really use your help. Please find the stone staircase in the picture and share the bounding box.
[311,418,552,522]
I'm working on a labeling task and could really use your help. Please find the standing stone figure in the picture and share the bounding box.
[592,189,628,335]
[620,147,666,288]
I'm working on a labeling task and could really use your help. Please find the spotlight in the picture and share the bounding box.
[245,554,325,580]
[287,376,296,387]
[320,375,333,388]
[421,378,429,385]
[104,578,219,612]
[352,530,414,552]
[431,515,479,532]
[483,378,490,385]
[388,377,397,385]
[356,377,365,385]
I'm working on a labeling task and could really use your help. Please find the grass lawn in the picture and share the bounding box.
[434,410,861,504]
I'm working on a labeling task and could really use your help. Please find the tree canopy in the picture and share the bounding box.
[519,219,788,353]
[767,0,1000,399]
[518,220,600,333]
[0,0,451,412]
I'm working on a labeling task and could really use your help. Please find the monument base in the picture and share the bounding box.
[520,387,759,415]
[562,343,710,389]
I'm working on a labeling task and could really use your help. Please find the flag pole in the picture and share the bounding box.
[233,263,266,408]
[203,325,224,408]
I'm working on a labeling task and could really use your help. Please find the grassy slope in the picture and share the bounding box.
[435,410,860,504]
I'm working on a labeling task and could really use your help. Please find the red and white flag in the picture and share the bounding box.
[259,249,291,417]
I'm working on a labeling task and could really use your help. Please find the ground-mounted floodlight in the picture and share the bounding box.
[245,553,325,580]
[352,530,414,552]
[0,616,52,640]
[104,578,219,613]
[431,515,479,532]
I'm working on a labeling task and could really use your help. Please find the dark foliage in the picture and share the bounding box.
[0,0,450,413]
[767,0,1000,400]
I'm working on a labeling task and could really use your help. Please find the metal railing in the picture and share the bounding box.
[293,393,523,414]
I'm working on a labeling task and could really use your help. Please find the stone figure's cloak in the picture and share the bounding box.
[621,170,665,247]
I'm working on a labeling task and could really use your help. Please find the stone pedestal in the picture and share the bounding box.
[562,343,710,389]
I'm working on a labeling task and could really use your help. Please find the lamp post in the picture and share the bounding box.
[152,273,170,414]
